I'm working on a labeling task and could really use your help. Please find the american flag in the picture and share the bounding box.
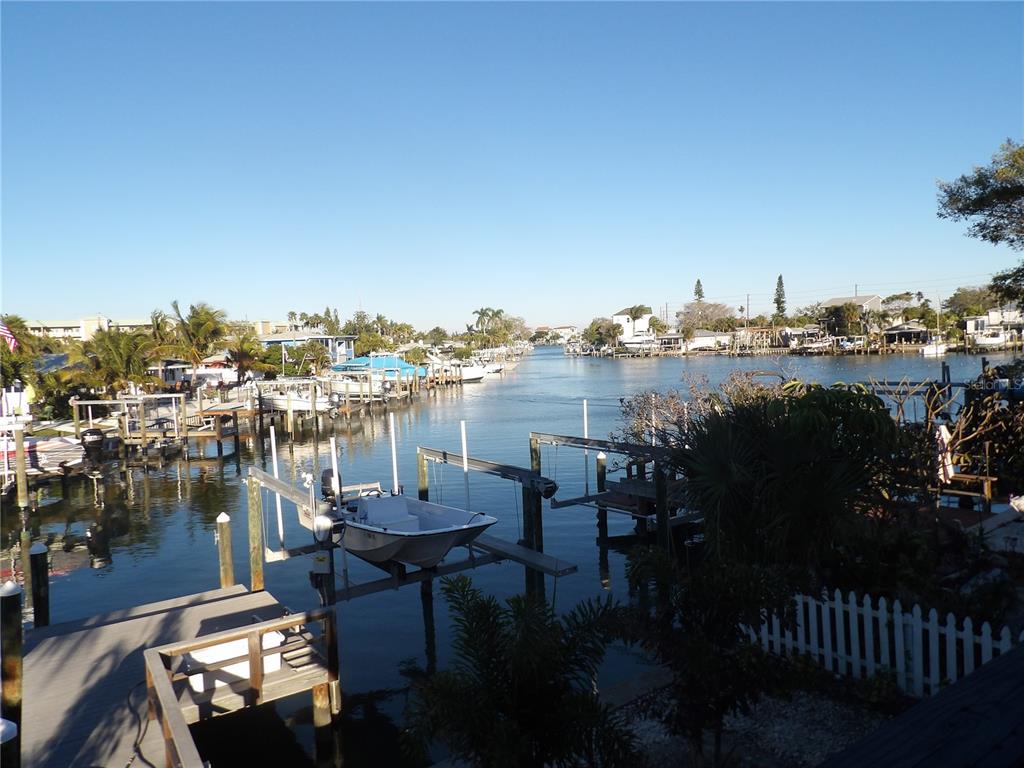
[0,322,17,353]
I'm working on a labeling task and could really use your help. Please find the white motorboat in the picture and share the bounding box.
[799,336,834,354]
[457,364,487,383]
[920,337,947,356]
[972,329,1007,348]
[337,495,497,568]
[1,435,85,472]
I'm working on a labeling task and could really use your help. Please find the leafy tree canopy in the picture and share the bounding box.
[938,139,1024,250]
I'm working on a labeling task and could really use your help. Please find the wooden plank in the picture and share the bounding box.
[821,644,1024,768]
[474,533,577,577]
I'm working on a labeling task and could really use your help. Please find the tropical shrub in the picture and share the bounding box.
[403,576,640,768]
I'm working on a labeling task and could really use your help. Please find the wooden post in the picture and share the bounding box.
[1,581,23,768]
[139,400,148,456]
[286,392,294,436]
[71,396,81,439]
[14,428,28,511]
[15,428,32,616]
[417,451,429,501]
[654,462,670,552]
[216,513,235,588]
[232,412,240,454]
[309,382,318,434]
[596,452,608,545]
[215,415,224,457]
[529,437,544,556]
[247,478,265,592]
[28,543,49,628]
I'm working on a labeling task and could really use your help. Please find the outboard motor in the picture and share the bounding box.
[321,469,337,502]
[81,428,105,466]
[328,392,342,406]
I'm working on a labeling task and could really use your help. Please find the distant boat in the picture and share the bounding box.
[972,329,1007,348]
[799,336,834,354]
[920,337,947,357]
[921,298,947,356]
[335,495,497,568]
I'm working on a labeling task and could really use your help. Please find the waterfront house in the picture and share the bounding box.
[611,308,656,349]
[258,330,356,365]
[883,320,930,345]
[820,295,883,314]
[963,308,1023,336]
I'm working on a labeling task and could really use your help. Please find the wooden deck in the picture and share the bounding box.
[22,585,288,768]
[821,643,1024,767]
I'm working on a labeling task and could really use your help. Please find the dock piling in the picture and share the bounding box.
[28,543,49,628]
[1,581,23,768]
[247,478,265,592]
[216,513,235,589]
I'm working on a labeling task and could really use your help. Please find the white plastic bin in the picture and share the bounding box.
[186,631,285,693]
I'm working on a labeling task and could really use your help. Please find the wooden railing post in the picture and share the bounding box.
[216,513,235,588]
[247,630,264,704]
[28,543,49,628]
[247,478,265,592]
[1,581,23,768]
[417,451,429,501]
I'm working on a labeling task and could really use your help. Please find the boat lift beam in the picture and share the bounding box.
[416,446,558,498]
[528,432,671,462]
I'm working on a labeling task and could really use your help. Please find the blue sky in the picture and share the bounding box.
[2,2,1022,330]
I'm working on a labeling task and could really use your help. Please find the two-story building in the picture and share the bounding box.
[611,308,656,350]
[258,330,356,365]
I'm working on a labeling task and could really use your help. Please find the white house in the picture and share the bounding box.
[963,308,1023,335]
[611,308,655,349]
[258,330,356,365]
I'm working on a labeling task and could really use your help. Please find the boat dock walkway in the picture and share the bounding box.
[20,584,331,768]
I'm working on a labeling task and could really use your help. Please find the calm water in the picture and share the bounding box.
[6,347,1017,760]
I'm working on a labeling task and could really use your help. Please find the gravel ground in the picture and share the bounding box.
[621,688,890,767]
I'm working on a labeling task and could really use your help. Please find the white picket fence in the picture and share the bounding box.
[751,590,1024,697]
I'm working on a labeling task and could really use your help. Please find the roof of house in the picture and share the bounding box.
[821,295,882,308]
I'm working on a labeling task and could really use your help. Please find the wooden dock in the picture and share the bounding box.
[21,585,316,767]
[821,643,1024,767]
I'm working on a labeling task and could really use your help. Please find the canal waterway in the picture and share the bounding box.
[5,347,1018,763]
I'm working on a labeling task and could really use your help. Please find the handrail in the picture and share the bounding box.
[145,608,337,766]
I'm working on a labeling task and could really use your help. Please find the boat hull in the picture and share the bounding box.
[340,496,497,568]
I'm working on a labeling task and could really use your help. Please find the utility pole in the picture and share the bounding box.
[745,293,750,329]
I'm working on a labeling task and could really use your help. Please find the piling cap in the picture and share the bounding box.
[29,542,48,556]
[596,451,607,460]
[0,581,23,597]
[0,718,18,744]
[216,512,231,523]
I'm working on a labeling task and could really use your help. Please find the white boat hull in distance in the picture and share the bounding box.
[920,342,947,356]
[342,495,497,568]
[459,365,487,383]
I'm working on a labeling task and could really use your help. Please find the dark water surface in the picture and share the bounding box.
[7,347,1017,761]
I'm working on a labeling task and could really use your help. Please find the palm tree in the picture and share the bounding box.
[169,301,228,388]
[473,307,493,333]
[71,328,155,396]
[148,309,176,386]
[648,316,668,336]
[404,576,638,767]
[225,327,273,384]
